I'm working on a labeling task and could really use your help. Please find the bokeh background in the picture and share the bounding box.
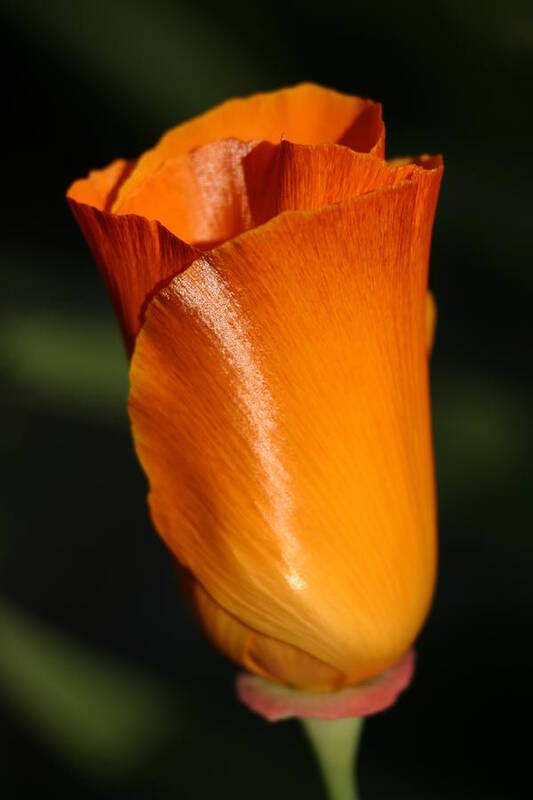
[1,1,532,797]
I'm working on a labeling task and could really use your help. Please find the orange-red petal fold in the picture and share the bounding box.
[67,85,389,354]
[67,167,200,354]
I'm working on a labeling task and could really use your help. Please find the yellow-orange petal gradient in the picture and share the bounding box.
[129,166,442,690]
[112,84,384,214]
[179,567,344,691]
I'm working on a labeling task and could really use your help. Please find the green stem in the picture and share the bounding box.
[301,717,364,800]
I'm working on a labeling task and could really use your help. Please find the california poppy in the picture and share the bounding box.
[67,84,443,695]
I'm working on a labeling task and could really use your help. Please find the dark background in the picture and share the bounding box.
[1,1,531,797]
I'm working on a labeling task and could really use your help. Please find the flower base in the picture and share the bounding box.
[236,649,415,722]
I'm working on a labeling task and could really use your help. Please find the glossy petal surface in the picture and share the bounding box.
[129,165,442,689]
[111,139,258,248]
[110,140,438,251]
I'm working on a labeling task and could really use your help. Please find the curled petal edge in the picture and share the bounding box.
[114,83,385,208]
[236,649,415,722]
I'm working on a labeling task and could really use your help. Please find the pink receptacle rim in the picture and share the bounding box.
[236,649,416,722]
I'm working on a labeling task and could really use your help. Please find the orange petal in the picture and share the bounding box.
[180,568,344,691]
[426,291,437,354]
[110,141,405,246]
[246,142,422,224]
[66,158,133,212]
[406,155,443,274]
[111,139,258,248]
[110,141,436,249]
[129,166,442,689]
[113,84,384,212]
[67,187,199,354]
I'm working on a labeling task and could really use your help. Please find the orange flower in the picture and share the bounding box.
[67,84,443,692]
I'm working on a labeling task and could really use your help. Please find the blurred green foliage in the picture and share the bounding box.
[0,0,531,798]
[0,598,173,773]
[1,311,127,419]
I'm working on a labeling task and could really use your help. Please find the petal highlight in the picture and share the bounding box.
[129,171,441,689]
[110,139,257,248]
[109,141,438,250]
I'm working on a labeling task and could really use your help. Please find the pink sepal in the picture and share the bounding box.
[236,649,415,722]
